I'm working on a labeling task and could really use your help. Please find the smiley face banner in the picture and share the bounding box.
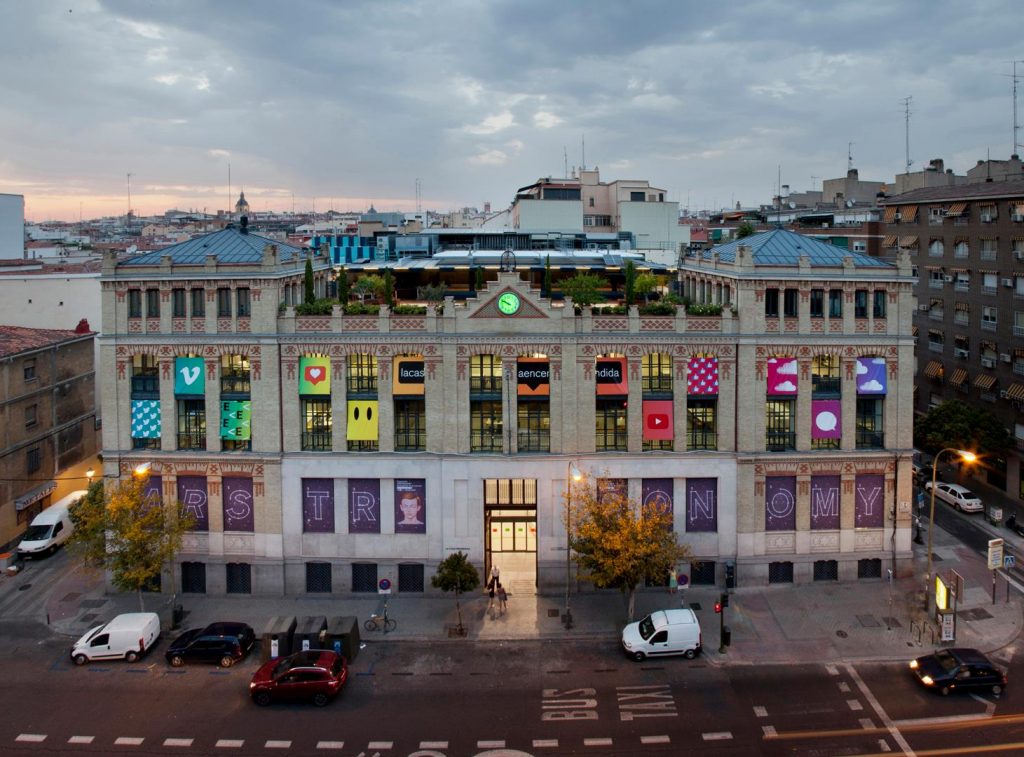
[347,400,379,441]
[299,356,331,395]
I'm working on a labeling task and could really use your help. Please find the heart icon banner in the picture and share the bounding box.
[299,356,331,395]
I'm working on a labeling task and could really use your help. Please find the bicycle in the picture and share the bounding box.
[364,602,397,633]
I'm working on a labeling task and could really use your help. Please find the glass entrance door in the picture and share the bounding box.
[483,479,537,592]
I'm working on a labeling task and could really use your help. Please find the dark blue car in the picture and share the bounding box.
[166,622,255,668]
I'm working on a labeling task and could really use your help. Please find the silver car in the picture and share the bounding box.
[925,482,983,513]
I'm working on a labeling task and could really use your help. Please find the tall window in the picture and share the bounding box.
[177,399,206,450]
[810,289,824,318]
[596,399,628,451]
[783,288,798,318]
[855,399,884,449]
[765,288,779,317]
[190,288,205,318]
[517,402,550,452]
[347,354,377,451]
[395,399,426,451]
[128,289,142,318]
[131,354,161,450]
[643,352,673,451]
[811,354,840,395]
[236,288,251,317]
[470,354,502,394]
[686,400,717,450]
[470,355,503,452]
[220,355,251,395]
[301,398,332,451]
[766,399,796,451]
[145,288,160,318]
[217,287,232,318]
[828,289,843,318]
[854,289,868,318]
[172,288,186,318]
[873,290,887,318]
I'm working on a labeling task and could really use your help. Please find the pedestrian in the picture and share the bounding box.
[487,582,497,618]
[497,582,508,615]
[489,564,500,590]
[668,567,678,594]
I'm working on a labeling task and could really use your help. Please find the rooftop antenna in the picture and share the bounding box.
[415,178,422,213]
[227,162,231,217]
[776,165,782,228]
[564,146,568,178]
[126,172,133,218]
[581,134,585,171]
[1011,61,1024,155]
[901,96,914,172]
[847,142,854,171]
[810,175,821,191]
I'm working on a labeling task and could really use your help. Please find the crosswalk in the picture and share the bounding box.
[0,551,93,625]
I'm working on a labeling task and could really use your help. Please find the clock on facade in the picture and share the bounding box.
[497,292,521,315]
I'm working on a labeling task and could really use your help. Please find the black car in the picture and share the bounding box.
[909,648,1007,696]
[166,622,256,668]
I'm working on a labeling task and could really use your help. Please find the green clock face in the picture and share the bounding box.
[497,292,521,315]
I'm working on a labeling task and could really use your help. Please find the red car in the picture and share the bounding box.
[249,650,348,707]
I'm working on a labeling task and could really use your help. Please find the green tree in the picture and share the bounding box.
[560,272,607,311]
[352,274,386,303]
[431,551,481,635]
[67,475,196,611]
[543,255,553,298]
[914,400,1013,462]
[634,272,659,303]
[566,473,689,621]
[736,221,756,238]
[336,266,350,304]
[303,257,315,304]
[383,268,395,309]
[623,260,637,306]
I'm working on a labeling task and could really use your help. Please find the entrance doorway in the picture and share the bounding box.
[483,478,537,596]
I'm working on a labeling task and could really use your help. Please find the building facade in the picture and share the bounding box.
[99,227,914,597]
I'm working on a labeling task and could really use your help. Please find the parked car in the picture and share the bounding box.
[71,613,161,665]
[910,648,1007,696]
[924,482,983,512]
[166,622,256,668]
[250,650,348,707]
[621,608,702,661]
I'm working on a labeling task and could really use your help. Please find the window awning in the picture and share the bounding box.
[883,207,898,224]
[923,360,943,378]
[14,480,56,511]
[902,205,918,221]
[899,236,919,248]
[949,368,969,387]
[974,374,997,390]
[883,235,898,248]
[945,202,968,217]
[912,325,919,336]
[1006,383,1024,401]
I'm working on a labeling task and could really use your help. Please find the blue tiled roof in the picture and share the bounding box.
[702,229,893,269]
[118,227,304,267]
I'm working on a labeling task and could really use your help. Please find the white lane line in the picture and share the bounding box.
[532,739,559,748]
[316,741,345,749]
[164,738,194,747]
[838,681,851,693]
[216,739,244,748]
[368,741,393,750]
[641,735,671,744]
[68,736,94,745]
[584,738,613,746]
[420,743,447,749]
[895,713,993,727]
[265,740,291,749]
[847,663,916,757]
[878,739,892,752]
[15,735,46,743]
[115,737,144,746]
[859,718,875,729]
[702,732,733,741]
[762,725,777,737]
[847,699,864,711]
[825,664,839,676]
[753,705,768,717]
[478,741,505,749]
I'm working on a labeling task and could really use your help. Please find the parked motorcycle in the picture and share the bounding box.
[1006,513,1024,538]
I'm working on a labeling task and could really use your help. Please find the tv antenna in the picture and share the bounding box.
[126,172,134,218]
[847,142,855,171]
[415,178,422,213]
[901,96,914,172]
[810,175,821,191]
[1005,61,1024,155]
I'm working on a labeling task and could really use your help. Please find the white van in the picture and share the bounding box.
[621,608,702,661]
[18,490,85,558]
[71,612,161,665]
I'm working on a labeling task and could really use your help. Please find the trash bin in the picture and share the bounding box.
[171,604,185,629]
[987,505,1004,527]
[295,615,328,652]
[324,616,360,662]
[721,626,732,647]
[260,615,297,663]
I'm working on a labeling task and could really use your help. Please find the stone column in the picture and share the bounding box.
[627,358,643,453]
[377,356,394,453]
[204,356,222,453]
[673,356,687,451]
[796,357,812,451]
[331,356,347,452]
[841,356,858,452]
[281,357,300,451]
[159,357,176,451]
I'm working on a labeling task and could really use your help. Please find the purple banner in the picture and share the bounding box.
[686,478,717,533]
[642,478,673,526]
[855,474,885,528]
[177,476,209,532]
[349,478,381,534]
[144,475,162,507]
[223,477,254,532]
[810,475,841,530]
[812,400,842,439]
[394,479,426,534]
[597,478,627,505]
[765,476,796,531]
[856,357,887,395]
[302,478,335,533]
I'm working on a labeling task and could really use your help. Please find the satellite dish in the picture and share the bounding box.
[846,200,854,208]
[127,244,138,254]
[788,201,796,209]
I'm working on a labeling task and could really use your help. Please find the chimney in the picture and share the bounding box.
[781,185,790,198]
[240,215,249,234]
[847,168,858,179]
[74,318,91,334]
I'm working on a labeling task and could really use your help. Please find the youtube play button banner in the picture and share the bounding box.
[642,400,673,440]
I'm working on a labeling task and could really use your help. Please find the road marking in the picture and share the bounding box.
[702,732,733,741]
[762,725,777,737]
[894,713,993,727]
[878,739,892,752]
[583,737,613,746]
[68,736,94,744]
[847,699,864,711]
[419,742,447,749]
[641,735,671,744]
[164,738,194,747]
[825,664,839,676]
[753,705,768,717]
[838,681,851,693]
[316,741,345,749]
[859,718,875,729]
[533,739,559,748]
[478,740,505,748]
[115,737,144,746]
[368,741,393,750]
[265,740,291,749]
[216,739,244,748]
[15,735,46,743]
[846,664,916,757]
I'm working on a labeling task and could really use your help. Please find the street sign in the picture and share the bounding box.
[378,578,392,595]
[988,539,1005,570]
[677,573,689,588]
[1006,555,1017,569]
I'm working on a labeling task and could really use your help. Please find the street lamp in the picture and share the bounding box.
[85,468,95,480]
[926,448,977,593]
[133,462,152,478]
[564,460,582,629]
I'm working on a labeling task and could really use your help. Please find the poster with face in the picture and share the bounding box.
[811,400,842,439]
[223,477,255,532]
[596,478,627,504]
[810,475,841,530]
[856,357,888,395]
[394,479,426,534]
[855,474,885,528]
[686,478,718,532]
[302,478,334,533]
[765,476,796,531]
[349,478,381,534]
[641,478,673,524]
[766,357,798,395]
[176,476,209,531]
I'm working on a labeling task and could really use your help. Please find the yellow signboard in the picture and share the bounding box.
[935,575,949,611]
[347,400,379,441]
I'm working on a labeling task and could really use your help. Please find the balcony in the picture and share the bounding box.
[981,320,997,332]
[982,285,998,295]
[929,280,945,290]
[856,431,885,449]
[929,310,944,321]
[177,432,206,451]
[955,281,970,292]
[928,342,944,353]
[301,431,332,451]
[517,430,551,453]
[766,432,797,452]
[1015,325,1024,337]
[220,375,251,395]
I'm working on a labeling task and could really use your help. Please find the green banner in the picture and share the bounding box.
[299,356,331,395]
[175,356,205,395]
[220,400,252,440]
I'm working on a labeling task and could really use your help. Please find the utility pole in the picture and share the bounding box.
[1013,61,1023,155]
[901,96,914,173]
[126,172,133,218]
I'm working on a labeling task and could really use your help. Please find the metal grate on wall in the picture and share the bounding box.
[768,561,794,584]
[690,560,717,585]
[813,559,839,582]
[857,558,882,579]
[306,562,332,593]
[351,563,378,593]
[398,563,425,593]
[181,561,207,594]
[226,562,252,594]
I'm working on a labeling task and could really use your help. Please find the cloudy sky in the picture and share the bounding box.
[1,0,1022,221]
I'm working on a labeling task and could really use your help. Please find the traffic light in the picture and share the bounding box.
[714,599,722,614]
[720,592,729,609]
[725,562,736,589]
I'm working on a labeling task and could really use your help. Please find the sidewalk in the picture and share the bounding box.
[44,525,1022,666]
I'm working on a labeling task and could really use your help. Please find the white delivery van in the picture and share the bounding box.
[17,490,85,558]
[71,612,161,665]
[621,608,702,661]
